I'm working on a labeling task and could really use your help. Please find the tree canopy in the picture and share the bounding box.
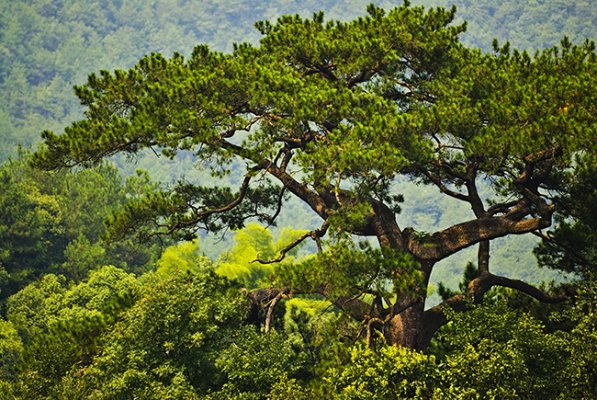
[2,0,595,163]
[2,0,595,295]
[0,155,167,302]
[31,2,596,349]
[0,1,594,397]
[34,4,597,348]
[1,244,595,398]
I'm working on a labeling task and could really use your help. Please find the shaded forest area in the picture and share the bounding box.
[0,1,596,398]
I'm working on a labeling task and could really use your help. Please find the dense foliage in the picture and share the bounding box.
[0,156,166,302]
[30,0,596,348]
[2,0,595,162]
[0,253,595,398]
[0,1,595,398]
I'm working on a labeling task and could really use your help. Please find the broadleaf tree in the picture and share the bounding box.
[32,2,596,349]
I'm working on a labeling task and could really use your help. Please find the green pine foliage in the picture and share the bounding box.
[1,0,594,295]
[0,155,167,301]
[1,0,594,163]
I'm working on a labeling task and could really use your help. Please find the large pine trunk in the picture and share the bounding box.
[380,255,435,350]
[383,300,431,350]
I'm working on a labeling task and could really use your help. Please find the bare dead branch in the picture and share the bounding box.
[264,291,287,333]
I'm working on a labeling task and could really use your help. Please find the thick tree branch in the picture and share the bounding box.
[424,271,571,339]
[489,274,570,303]
[328,292,376,323]
[515,146,563,186]
[406,201,554,262]
[464,164,484,216]
[266,164,329,219]
[386,296,424,319]
[487,200,519,216]
[370,201,405,250]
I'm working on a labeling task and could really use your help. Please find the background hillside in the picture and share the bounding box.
[2,0,595,163]
[1,0,595,297]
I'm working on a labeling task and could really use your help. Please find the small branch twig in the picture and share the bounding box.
[252,221,329,264]
[265,186,286,229]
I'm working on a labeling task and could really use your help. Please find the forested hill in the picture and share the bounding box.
[420,0,596,50]
[0,0,595,162]
[0,3,595,397]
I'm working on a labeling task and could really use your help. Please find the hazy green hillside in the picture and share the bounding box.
[1,0,595,162]
[0,0,593,295]
[417,0,596,50]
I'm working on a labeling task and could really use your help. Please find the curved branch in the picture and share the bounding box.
[164,174,254,233]
[420,169,470,202]
[423,272,572,340]
[265,186,286,229]
[244,287,290,328]
[328,292,375,322]
[252,221,329,264]
[388,296,423,319]
[217,138,329,221]
[266,164,329,219]
[487,200,519,216]
[406,203,554,262]
[489,274,570,303]
[244,287,289,304]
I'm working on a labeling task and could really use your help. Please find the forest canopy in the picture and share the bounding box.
[2,0,595,291]
[0,1,596,398]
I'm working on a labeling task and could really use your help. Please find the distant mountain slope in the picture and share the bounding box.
[417,0,596,50]
[0,0,594,162]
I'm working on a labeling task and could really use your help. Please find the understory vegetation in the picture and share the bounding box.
[1,233,595,399]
